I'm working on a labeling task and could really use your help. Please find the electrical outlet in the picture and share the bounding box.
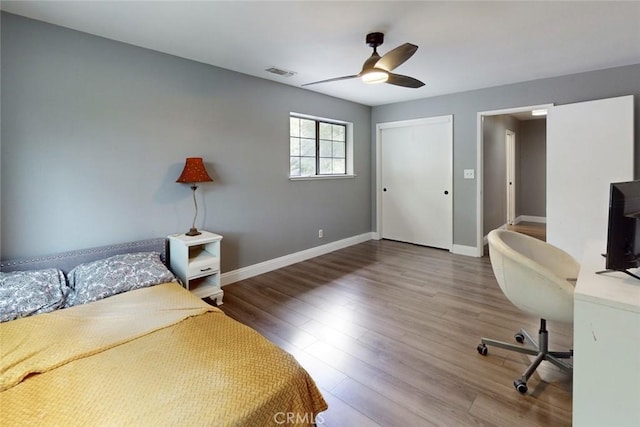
[464,169,475,179]
[318,229,323,238]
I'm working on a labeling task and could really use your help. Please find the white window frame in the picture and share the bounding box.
[289,112,355,181]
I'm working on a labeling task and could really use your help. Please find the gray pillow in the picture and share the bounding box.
[65,252,175,307]
[0,268,69,323]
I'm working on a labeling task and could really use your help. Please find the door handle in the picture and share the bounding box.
[383,188,387,192]
[444,190,449,195]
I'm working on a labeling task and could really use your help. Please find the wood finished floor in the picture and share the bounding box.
[507,222,546,241]
[218,239,572,426]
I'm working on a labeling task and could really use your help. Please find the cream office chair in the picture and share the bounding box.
[477,229,579,394]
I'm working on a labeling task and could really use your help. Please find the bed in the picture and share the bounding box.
[0,238,327,426]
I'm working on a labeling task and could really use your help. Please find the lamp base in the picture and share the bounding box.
[185,228,202,236]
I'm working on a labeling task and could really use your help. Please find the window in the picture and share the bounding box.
[289,114,353,178]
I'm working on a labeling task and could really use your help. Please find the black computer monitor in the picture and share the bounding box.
[603,180,640,279]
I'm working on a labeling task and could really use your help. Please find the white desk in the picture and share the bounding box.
[573,241,640,426]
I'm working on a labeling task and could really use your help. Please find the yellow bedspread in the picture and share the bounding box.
[0,283,327,426]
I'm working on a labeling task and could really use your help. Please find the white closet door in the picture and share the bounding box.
[547,95,634,259]
[380,116,453,250]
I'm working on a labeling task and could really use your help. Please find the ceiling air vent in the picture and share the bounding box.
[265,67,296,78]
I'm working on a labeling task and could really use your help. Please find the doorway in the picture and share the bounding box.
[476,104,552,255]
[376,116,453,250]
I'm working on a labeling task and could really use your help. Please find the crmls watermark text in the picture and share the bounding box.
[273,412,325,425]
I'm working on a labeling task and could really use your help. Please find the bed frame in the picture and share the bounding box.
[0,238,168,274]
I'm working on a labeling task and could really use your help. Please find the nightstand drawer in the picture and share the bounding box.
[188,256,220,279]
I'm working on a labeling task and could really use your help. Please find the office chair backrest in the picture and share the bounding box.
[487,229,579,324]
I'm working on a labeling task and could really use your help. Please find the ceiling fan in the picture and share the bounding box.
[303,32,425,89]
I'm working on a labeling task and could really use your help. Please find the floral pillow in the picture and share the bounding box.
[65,252,176,307]
[0,268,69,323]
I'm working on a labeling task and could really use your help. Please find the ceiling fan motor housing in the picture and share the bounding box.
[366,32,384,48]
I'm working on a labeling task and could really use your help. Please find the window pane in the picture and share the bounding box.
[290,117,300,137]
[290,137,300,156]
[333,158,346,174]
[319,122,332,140]
[289,114,350,178]
[300,138,315,156]
[300,157,315,176]
[332,124,345,141]
[290,157,301,176]
[319,158,332,174]
[300,119,316,138]
[319,140,332,157]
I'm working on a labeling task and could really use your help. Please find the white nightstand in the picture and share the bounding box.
[168,231,223,305]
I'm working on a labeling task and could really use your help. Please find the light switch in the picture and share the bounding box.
[464,169,475,179]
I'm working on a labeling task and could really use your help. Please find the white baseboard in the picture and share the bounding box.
[372,234,479,257]
[221,232,375,286]
[452,244,482,257]
[515,215,546,224]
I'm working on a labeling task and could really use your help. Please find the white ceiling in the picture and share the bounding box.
[2,1,639,107]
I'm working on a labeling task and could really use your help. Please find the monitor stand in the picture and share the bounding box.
[596,254,640,280]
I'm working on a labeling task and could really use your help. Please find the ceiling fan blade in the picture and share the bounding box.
[361,52,382,72]
[375,43,418,72]
[386,73,425,88]
[302,75,359,87]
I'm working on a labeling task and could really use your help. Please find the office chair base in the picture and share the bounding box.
[514,379,528,394]
[477,319,573,394]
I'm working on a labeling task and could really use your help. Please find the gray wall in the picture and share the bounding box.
[517,119,546,218]
[372,64,640,248]
[0,13,372,270]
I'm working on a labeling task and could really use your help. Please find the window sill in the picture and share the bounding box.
[289,174,356,181]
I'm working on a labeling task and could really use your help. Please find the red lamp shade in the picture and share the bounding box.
[176,157,213,183]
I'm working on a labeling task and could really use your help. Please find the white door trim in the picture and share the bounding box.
[506,129,516,226]
[376,115,453,246]
[476,104,553,256]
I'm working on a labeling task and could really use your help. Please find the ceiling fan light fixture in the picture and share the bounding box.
[361,69,389,84]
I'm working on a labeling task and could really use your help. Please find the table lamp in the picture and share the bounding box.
[176,157,213,236]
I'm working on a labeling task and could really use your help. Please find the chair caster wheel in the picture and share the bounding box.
[514,333,525,343]
[514,379,528,394]
[477,344,488,356]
